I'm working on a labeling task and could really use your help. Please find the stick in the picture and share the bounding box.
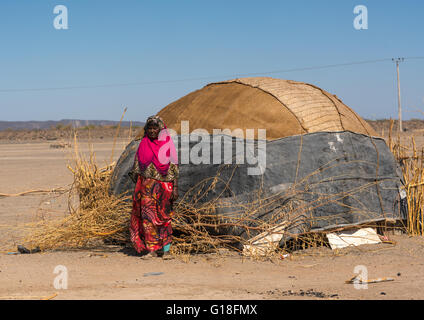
[41,293,58,300]
[0,188,67,198]
[0,293,58,300]
[110,107,127,165]
[346,276,394,284]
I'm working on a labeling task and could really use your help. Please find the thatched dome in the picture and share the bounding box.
[155,77,376,141]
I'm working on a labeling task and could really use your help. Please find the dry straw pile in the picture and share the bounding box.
[388,120,424,235]
[23,135,132,251]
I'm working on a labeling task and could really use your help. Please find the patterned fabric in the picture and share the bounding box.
[128,156,141,183]
[140,162,179,182]
[130,176,174,253]
[137,116,178,176]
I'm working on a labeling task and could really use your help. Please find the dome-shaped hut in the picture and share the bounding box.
[111,77,405,248]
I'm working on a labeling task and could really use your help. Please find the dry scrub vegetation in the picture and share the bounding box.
[388,120,424,236]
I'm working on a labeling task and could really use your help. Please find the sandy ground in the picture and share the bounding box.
[1,136,424,300]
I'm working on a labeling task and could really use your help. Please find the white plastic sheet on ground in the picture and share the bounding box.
[242,223,287,256]
[326,227,381,250]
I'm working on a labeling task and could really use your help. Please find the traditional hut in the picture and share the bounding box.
[110,77,406,247]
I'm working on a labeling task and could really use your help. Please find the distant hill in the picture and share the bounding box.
[0,119,145,131]
[2,118,424,134]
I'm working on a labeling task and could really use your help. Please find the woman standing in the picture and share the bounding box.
[129,116,179,259]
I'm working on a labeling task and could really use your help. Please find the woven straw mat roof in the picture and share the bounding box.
[155,77,377,141]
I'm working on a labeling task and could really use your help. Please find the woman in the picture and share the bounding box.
[129,116,179,259]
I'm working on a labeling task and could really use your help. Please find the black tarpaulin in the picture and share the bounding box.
[110,131,407,244]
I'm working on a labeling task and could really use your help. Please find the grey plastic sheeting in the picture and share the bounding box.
[110,131,407,243]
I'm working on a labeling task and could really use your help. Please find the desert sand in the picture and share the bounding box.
[1,131,424,300]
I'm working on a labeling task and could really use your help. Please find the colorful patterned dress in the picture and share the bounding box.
[129,163,179,253]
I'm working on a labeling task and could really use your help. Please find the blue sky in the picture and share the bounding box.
[0,0,423,121]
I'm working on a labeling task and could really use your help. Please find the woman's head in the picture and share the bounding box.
[138,115,178,171]
[144,116,165,140]
[146,122,160,140]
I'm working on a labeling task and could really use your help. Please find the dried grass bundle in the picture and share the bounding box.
[23,135,132,251]
[389,120,424,235]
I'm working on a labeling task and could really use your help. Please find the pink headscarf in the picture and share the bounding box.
[136,116,178,176]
